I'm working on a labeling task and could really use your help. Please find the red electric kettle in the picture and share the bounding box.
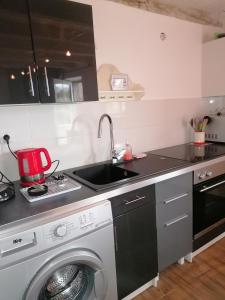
[16,148,52,187]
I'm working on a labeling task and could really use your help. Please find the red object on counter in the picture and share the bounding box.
[123,152,133,161]
[16,148,52,187]
[123,144,133,161]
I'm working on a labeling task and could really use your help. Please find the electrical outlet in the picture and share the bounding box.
[0,135,8,145]
[3,134,10,144]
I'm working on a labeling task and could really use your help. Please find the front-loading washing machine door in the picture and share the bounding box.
[25,249,107,300]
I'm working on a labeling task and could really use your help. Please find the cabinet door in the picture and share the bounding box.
[157,213,192,271]
[0,0,39,104]
[202,38,225,97]
[28,0,98,103]
[114,203,158,299]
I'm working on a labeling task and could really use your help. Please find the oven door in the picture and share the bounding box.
[193,174,225,250]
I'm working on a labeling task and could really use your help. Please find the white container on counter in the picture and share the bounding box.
[194,131,205,144]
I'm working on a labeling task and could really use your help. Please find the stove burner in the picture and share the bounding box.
[0,183,15,202]
[20,174,81,203]
[27,185,48,197]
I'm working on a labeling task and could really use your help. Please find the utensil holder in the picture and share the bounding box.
[194,131,205,144]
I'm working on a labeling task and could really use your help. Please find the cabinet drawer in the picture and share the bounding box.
[156,192,192,229]
[157,212,192,271]
[156,173,192,204]
[110,185,155,217]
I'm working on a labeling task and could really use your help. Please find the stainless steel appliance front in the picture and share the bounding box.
[0,201,118,300]
[193,160,225,250]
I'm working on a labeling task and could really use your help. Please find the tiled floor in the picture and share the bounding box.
[134,238,225,300]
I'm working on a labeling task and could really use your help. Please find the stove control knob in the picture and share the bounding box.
[54,224,67,237]
[199,173,206,180]
[206,171,213,177]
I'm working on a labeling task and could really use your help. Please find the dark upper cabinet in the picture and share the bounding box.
[0,0,98,105]
[0,0,39,104]
[28,0,98,103]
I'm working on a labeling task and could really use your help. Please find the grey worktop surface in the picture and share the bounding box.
[1,149,225,235]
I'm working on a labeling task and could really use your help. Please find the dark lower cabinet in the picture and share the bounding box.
[110,186,158,299]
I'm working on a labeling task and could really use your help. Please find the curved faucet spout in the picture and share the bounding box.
[98,114,115,162]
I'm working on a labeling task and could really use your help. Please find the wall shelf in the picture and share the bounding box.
[98,90,144,101]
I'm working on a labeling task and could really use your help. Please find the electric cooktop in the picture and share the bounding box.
[151,143,225,163]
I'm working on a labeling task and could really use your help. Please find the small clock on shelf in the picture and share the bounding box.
[111,74,128,91]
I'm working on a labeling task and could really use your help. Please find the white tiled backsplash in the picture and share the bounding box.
[0,97,220,181]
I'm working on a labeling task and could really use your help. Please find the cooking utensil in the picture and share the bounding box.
[201,118,208,131]
[190,116,210,132]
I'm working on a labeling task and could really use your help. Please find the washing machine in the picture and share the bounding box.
[0,200,118,300]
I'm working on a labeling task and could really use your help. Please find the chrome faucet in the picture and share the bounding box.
[97,114,117,163]
[98,114,126,163]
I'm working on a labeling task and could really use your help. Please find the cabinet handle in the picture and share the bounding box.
[114,226,118,252]
[165,214,188,227]
[163,193,188,205]
[124,195,146,205]
[44,66,50,96]
[28,65,34,96]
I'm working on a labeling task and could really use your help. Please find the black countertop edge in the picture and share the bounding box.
[1,151,225,234]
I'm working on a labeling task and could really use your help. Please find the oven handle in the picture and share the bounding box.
[199,179,225,193]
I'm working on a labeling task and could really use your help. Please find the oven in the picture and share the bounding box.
[193,161,225,250]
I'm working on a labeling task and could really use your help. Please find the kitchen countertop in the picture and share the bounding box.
[1,145,225,236]
[151,142,225,163]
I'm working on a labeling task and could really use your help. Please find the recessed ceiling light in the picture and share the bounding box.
[10,74,16,80]
[21,71,25,76]
[66,50,71,57]
[45,58,50,63]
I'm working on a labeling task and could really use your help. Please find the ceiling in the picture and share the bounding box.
[109,0,225,27]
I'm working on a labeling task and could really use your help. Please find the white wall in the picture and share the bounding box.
[86,0,202,99]
[0,0,212,181]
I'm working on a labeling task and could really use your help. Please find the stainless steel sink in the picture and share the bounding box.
[65,163,139,191]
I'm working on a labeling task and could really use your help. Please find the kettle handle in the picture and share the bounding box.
[38,148,52,172]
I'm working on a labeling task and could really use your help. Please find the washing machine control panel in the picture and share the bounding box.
[43,201,113,247]
[0,201,112,269]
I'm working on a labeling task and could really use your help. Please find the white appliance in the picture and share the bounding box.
[205,115,225,142]
[0,200,118,300]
